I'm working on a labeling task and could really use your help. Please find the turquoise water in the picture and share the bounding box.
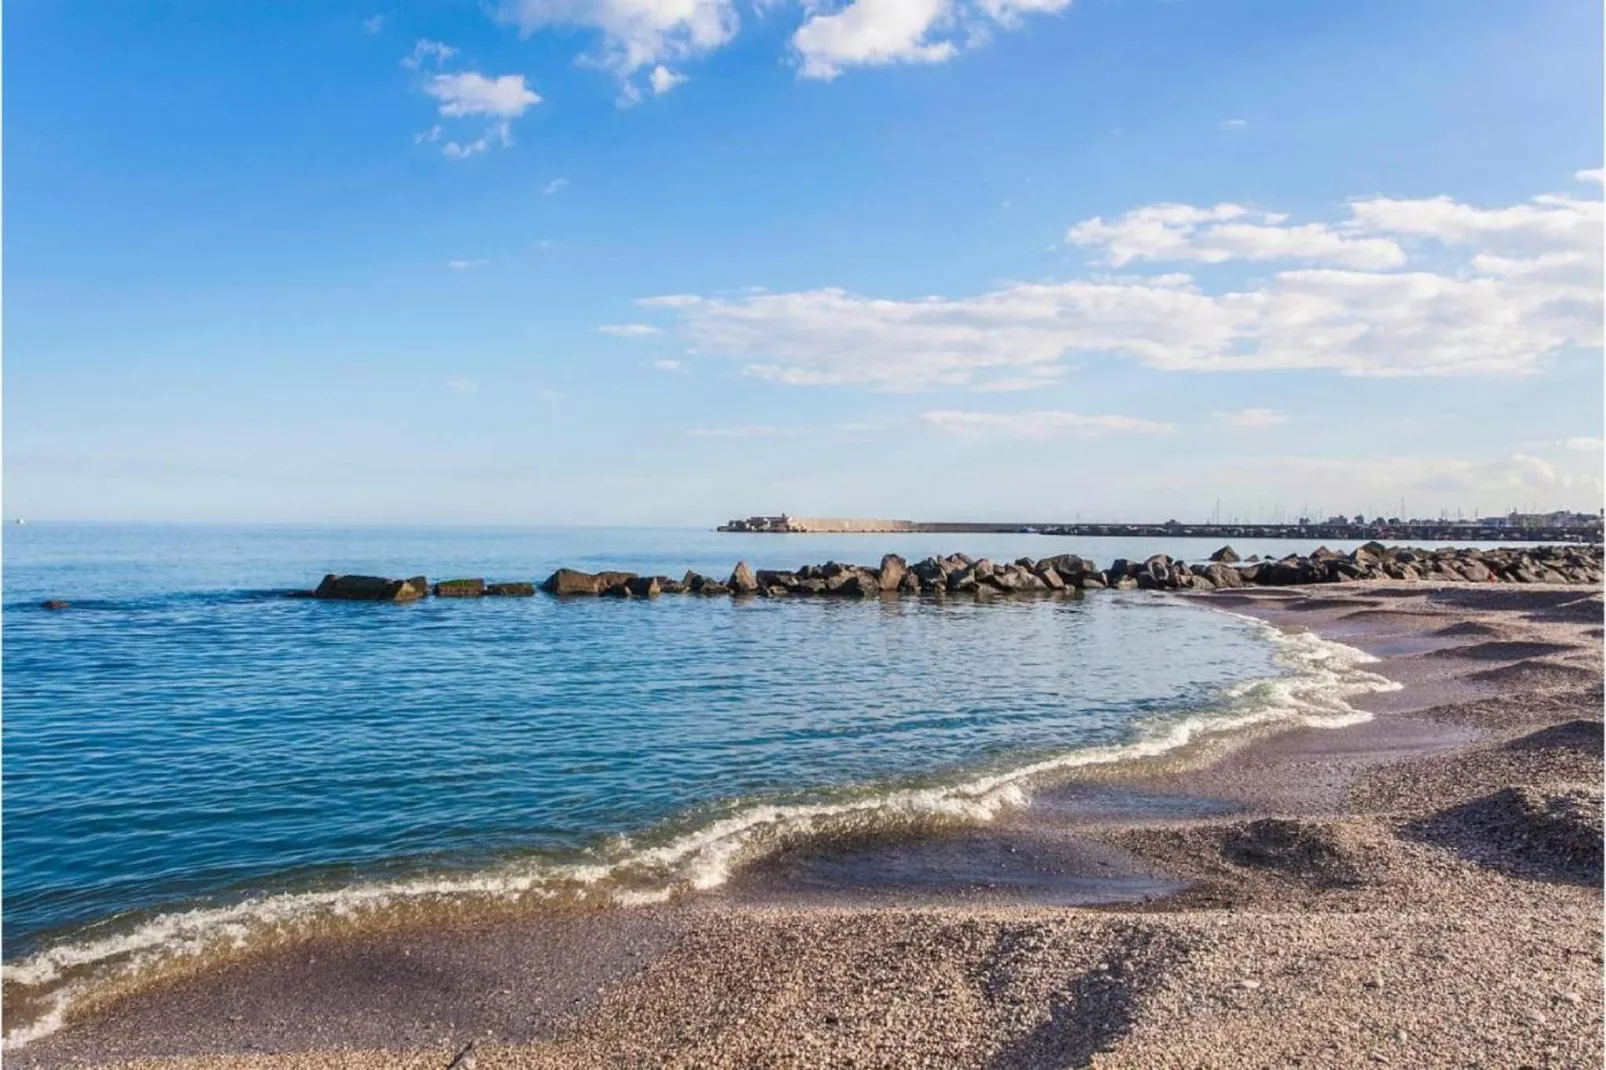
[2,524,1411,1044]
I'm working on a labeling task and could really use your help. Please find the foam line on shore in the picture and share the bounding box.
[1,612,1397,1050]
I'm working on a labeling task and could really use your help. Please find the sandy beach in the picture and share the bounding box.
[12,582,1602,1070]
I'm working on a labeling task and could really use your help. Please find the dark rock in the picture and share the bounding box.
[1036,566,1065,590]
[729,561,759,594]
[657,577,686,594]
[627,576,662,598]
[898,571,921,593]
[698,581,731,596]
[40,599,69,610]
[1209,545,1240,563]
[485,582,536,597]
[543,569,606,596]
[601,583,632,598]
[314,574,429,602]
[434,578,486,598]
[878,554,907,591]
[756,569,799,590]
[947,568,978,592]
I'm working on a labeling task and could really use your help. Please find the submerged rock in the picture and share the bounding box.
[485,582,536,597]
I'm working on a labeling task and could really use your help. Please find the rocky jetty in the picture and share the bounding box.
[532,544,1602,598]
[293,546,1600,606]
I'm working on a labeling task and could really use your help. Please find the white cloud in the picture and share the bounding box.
[415,124,443,143]
[363,15,386,34]
[641,178,1601,388]
[920,410,1174,440]
[1213,408,1289,430]
[1560,436,1604,452]
[447,258,489,270]
[791,0,1072,79]
[442,122,513,159]
[425,72,542,117]
[599,323,662,337]
[448,378,480,394]
[1220,118,1248,129]
[1577,168,1605,185]
[542,176,569,195]
[1068,203,1406,269]
[497,0,736,97]
[402,39,459,69]
[976,0,1071,24]
[971,375,1059,392]
[1347,192,1601,256]
[650,65,688,93]
[792,0,958,80]
[653,358,684,371]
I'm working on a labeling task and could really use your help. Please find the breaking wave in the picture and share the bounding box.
[2,611,1397,1049]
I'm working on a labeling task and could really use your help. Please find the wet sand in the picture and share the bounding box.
[12,583,1603,1069]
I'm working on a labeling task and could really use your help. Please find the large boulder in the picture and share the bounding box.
[627,575,663,598]
[878,554,907,591]
[542,569,604,596]
[434,578,486,598]
[1210,545,1240,564]
[1143,554,1172,586]
[314,574,429,602]
[1197,562,1244,589]
[729,561,760,594]
[947,568,978,592]
[485,582,535,597]
[1039,554,1097,585]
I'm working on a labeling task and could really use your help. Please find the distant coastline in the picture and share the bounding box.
[717,513,1605,543]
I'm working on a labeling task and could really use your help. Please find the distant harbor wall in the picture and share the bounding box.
[716,516,1604,544]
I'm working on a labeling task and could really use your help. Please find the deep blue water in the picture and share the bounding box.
[0,523,1473,966]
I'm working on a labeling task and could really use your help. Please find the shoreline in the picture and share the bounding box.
[8,582,1602,1068]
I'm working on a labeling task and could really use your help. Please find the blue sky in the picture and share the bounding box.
[5,0,1602,524]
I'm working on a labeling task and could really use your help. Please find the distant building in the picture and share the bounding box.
[1504,510,1603,530]
[721,514,794,532]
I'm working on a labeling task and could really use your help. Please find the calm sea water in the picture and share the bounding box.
[0,524,1457,968]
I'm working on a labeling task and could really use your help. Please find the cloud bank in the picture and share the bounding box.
[634,178,1602,390]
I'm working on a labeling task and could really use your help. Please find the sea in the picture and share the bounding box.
[0,522,1468,1046]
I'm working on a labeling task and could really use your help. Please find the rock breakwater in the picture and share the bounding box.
[293,544,1601,603]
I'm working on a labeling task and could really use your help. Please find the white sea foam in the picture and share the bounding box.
[1,608,1398,1050]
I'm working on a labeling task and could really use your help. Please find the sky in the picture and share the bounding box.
[4,0,1603,525]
